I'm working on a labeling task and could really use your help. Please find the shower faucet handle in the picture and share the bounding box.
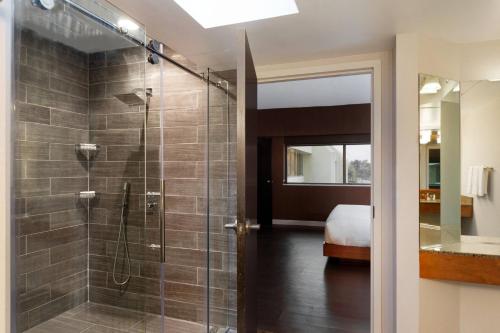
[146,191,161,208]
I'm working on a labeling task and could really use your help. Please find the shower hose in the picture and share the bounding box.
[112,182,131,286]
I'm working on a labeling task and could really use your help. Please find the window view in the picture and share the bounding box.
[286,144,371,184]
[346,144,372,184]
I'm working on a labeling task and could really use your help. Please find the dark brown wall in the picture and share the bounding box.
[258,104,371,137]
[258,104,371,222]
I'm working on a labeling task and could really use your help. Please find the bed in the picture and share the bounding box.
[323,204,371,261]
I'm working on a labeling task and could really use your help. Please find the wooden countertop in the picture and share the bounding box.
[420,250,500,286]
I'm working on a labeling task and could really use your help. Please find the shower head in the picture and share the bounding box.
[113,93,145,106]
[122,181,130,193]
[113,88,146,106]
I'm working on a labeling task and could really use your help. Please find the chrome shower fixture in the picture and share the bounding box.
[32,0,55,10]
[112,181,131,286]
[113,88,147,106]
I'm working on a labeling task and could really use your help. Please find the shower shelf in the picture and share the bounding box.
[79,191,96,199]
[75,143,100,152]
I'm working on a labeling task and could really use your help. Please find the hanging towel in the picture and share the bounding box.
[466,165,489,197]
[477,165,489,197]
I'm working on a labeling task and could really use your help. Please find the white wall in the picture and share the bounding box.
[396,33,500,333]
[0,1,13,333]
[395,33,420,333]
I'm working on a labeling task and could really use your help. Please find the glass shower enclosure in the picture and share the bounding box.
[13,0,235,332]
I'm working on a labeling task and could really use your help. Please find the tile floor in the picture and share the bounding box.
[25,302,206,333]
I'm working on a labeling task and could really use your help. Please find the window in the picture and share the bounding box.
[286,144,371,185]
[345,144,372,184]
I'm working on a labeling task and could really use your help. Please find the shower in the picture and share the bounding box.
[13,0,234,330]
[110,88,152,287]
[112,181,131,286]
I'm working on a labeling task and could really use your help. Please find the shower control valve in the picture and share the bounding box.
[146,191,161,209]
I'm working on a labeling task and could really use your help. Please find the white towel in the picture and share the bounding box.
[478,165,489,197]
[466,165,489,197]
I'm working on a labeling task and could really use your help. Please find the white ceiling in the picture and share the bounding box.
[258,74,371,109]
[108,0,500,70]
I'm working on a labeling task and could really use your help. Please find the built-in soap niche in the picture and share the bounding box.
[75,143,99,201]
[75,143,101,159]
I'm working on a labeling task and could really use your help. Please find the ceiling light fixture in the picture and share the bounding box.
[420,81,442,95]
[117,19,139,32]
[173,0,299,29]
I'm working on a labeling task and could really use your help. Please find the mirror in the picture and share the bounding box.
[419,74,461,248]
[419,74,500,256]
[460,80,499,242]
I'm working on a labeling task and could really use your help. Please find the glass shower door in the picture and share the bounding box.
[144,45,210,332]
[207,69,237,332]
[13,0,164,332]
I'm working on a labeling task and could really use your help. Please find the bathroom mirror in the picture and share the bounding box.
[419,73,500,256]
[419,74,461,248]
[460,80,500,243]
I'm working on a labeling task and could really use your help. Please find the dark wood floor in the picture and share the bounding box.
[257,227,370,333]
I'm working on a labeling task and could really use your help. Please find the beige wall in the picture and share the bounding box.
[396,33,500,333]
[0,1,13,333]
[395,33,420,333]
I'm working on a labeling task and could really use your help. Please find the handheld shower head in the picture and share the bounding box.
[121,181,130,208]
[113,181,131,286]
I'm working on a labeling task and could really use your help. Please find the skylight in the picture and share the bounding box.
[173,0,299,29]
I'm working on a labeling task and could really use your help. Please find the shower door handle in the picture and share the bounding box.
[224,220,238,231]
[159,180,165,263]
[224,219,260,233]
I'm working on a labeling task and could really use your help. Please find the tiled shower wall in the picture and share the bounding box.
[15,29,89,332]
[86,46,236,327]
[86,45,164,313]
[15,30,235,331]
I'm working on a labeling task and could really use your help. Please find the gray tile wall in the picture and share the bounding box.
[86,46,153,314]
[208,74,237,330]
[86,46,236,329]
[15,30,235,332]
[15,29,89,332]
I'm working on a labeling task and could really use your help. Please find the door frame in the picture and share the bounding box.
[257,59,385,333]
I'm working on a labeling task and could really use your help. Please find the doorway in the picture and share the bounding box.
[255,74,374,332]
[257,138,273,229]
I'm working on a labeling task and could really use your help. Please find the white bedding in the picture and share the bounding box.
[324,204,371,247]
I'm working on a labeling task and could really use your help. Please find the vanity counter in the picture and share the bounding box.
[420,236,500,285]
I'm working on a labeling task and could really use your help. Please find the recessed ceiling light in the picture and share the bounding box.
[173,0,299,29]
[118,19,139,32]
[420,82,442,95]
